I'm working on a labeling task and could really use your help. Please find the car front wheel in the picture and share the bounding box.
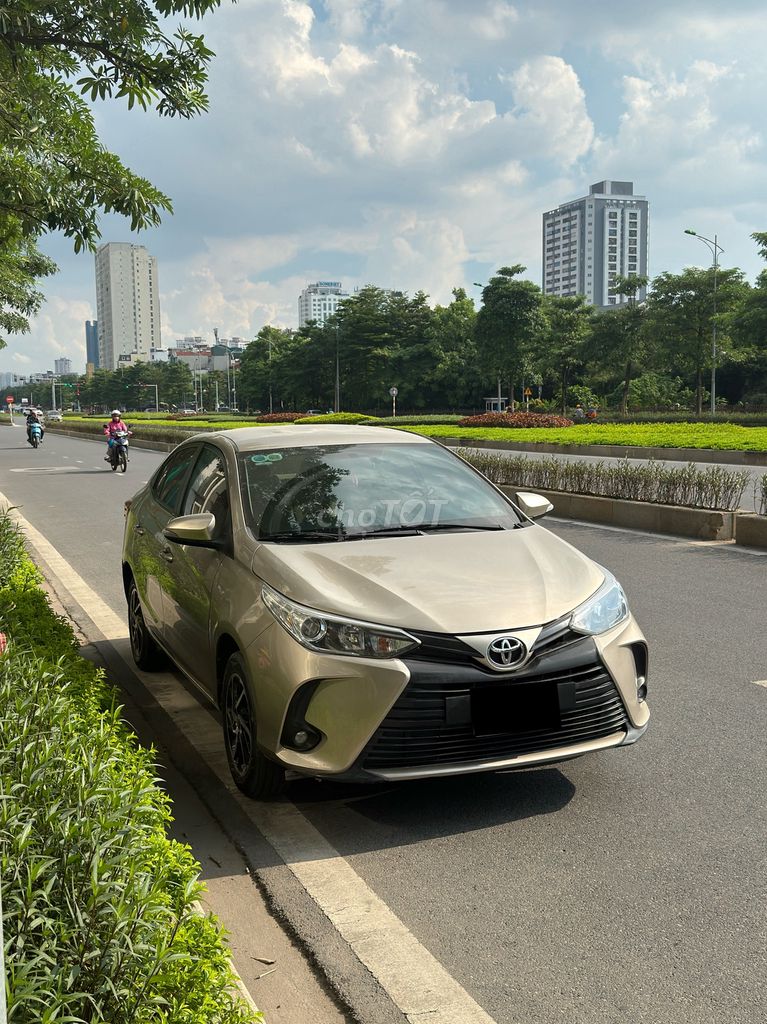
[222,652,285,800]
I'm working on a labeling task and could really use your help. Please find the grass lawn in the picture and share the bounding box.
[397,422,767,452]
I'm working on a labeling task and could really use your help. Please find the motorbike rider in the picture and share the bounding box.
[103,409,132,460]
[25,408,45,445]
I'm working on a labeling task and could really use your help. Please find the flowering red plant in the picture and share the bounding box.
[458,412,574,428]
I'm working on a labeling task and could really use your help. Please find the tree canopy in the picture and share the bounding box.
[0,0,225,345]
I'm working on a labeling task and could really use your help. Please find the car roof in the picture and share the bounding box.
[202,424,433,451]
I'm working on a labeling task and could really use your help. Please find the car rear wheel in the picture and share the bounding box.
[128,579,166,671]
[222,652,285,800]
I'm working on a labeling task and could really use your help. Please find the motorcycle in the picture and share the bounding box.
[108,430,130,472]
[28,421,43,449]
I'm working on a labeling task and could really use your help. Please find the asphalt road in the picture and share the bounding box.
[1,427,766,1024]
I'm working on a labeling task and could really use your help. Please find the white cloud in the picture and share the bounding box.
[3,0,767,376]
[508,56,594,164]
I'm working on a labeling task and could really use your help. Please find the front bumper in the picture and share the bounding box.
[247,613,649,782]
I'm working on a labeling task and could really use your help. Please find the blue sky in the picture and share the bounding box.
[5,0,767,375]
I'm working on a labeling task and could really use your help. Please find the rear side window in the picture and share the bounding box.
[152,446,200,513]
[182,446,229,533]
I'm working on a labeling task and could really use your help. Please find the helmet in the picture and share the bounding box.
[110,409,121,417]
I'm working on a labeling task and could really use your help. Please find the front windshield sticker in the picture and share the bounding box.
[250,453,284,464]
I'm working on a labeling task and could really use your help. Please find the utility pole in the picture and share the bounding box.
[685,229,724,415]
[335,327,340,413]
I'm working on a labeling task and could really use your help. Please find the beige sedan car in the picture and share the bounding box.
[122,425,649,799]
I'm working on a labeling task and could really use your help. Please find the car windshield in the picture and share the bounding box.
[237,442,524,541]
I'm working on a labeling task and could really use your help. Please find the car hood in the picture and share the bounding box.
[252,525,605,634]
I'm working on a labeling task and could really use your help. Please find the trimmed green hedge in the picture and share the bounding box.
[400,421,767,452]
[460,451,752,511]
[294,412,374,424]
[0,511,260,1023]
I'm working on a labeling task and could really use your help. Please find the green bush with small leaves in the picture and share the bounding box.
[460,451,751,512]
[0,511,260,1023]
[294,412,374,424]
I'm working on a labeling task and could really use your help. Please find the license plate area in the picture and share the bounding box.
[472,680,562,736]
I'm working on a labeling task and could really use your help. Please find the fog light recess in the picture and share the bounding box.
[280,680,323,751]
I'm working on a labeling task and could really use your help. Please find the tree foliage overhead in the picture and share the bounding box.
[0,0,225,345]
[474,265,545,386]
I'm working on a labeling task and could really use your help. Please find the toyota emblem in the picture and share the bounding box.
[487,636,526,668]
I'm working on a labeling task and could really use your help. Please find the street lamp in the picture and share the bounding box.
[685,228,724,415]
[334,326,340,413]
[139,383,159,412]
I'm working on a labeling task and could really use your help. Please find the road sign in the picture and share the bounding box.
[524,388,532,396]
[5,396,13,404]
[389,387,398,397]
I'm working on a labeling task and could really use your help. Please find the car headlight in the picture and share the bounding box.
[261,583,420,659]
[570,571,629,635]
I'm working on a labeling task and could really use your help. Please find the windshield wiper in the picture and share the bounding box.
[258,531,344,543]
[346,522,510,539]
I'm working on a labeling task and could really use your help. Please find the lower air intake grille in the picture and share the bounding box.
[363,661,628,771]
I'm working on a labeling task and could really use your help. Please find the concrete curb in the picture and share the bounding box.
[44,425,179,453]
[733,513,767,550]
[498,486,738,541]
[442,436,767,467]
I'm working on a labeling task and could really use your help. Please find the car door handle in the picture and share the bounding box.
[161,546,174,563]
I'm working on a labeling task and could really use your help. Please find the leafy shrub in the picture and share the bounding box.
[458,412,574,428]
[460,451,750,512]
[294,412,374,424]
[0,512,260,1023]
[254,412,302,423]
[368,414,465,425]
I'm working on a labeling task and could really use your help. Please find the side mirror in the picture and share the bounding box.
[163,512,220,547]
[515,491,553,520]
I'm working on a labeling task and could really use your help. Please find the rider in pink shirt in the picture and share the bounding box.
[103,409,131,459]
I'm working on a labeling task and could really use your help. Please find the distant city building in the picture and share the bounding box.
[542,181,649,307]
[85,320,99,369]
[298,282,349,328]
[54,357,72,376]
[94,243,161,369]
[0,372,21,388]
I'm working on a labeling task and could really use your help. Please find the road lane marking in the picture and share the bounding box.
[1,494,500,1024]
[754,680,767,688]
[9,466,91,473]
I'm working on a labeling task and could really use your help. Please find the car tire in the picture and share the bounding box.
[127,579,166,671]
[222,652,285,800]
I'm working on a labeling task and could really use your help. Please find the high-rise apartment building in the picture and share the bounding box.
[94,243,160,369]
[542,181,649,307]
[85,320,99,369]
[54,357,72,375]
[298,281,349,328]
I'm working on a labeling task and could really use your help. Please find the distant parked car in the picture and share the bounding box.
[45,410,64,422]
[305,409,326,417]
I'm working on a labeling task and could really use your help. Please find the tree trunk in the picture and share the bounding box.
[695,366,703,415]
[561,367,568,416]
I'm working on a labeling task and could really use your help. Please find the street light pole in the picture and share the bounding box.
[334,327,340,413]
[685,228,724,415]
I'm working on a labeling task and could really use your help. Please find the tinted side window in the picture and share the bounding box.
[182,446,229,529]
[152,446,200,513]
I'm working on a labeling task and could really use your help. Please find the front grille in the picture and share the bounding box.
[363,656,628,771]
[408,617,583,669]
